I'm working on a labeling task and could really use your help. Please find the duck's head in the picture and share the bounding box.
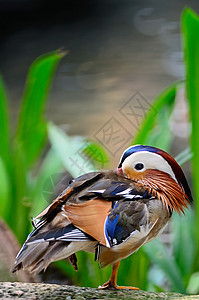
[117,145,193,214]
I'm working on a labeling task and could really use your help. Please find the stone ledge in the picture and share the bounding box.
[0,282,197,299]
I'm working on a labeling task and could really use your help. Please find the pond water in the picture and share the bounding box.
[0,0,198,161]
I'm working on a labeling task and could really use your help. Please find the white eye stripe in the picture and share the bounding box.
[122,151,178,183]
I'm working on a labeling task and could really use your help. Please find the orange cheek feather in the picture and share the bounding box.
[123,166,146,181]
[141,170,190,214]
[123,167,190,214]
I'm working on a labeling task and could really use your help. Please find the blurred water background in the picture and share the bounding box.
[1,0,199,145]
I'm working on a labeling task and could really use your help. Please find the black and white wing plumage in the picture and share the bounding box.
[12,170,164,273]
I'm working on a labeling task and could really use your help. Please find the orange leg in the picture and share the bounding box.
[98,261,139,290]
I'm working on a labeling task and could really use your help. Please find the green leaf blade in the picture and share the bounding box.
[182,7,199,255]
[0,157,10,221]
[144,239,186,293]
[0,76,10,165]
[16,50,66,167]
[132,82,179,148]
[48,123,96,178]
[171,211,196,286]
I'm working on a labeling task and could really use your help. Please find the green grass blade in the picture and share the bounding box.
[186,272,199,294]
[171,210,196,285]
[117,249,149,290]
[11,141,32,242]
[0,77,14,226]
[16,50,66,167]
[81,141,110,169]
[48,123,96,178]
[75,252,110,287]
[31,148,63,215]
[132,82,179,150]
[182,8,199,250]
[0,157,10,221]
[0,76,10,166]
[55,253,111,288]
[144,239,186,293]
[175,147,192,166]
[142,106,173,151]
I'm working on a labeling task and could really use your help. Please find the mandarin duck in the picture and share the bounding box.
[12,145,192,289]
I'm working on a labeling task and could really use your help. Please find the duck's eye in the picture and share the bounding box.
[134,163,144,171]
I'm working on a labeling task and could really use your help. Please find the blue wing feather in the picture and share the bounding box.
[105,213,119,247]
[104,202,129,246]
